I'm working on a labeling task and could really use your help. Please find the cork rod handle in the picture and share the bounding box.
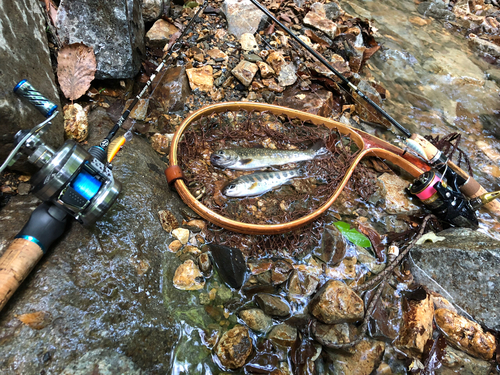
[0,238,44,311]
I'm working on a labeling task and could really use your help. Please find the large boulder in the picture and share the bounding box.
[0,107,186,373]
[0,0,64,172]
[410,228,500,330]
[57,0,145,79]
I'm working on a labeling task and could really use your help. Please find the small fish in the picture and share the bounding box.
[210,142,328,170]
[223,168,304,197]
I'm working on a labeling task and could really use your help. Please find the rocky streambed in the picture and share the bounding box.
[1,0,500,374]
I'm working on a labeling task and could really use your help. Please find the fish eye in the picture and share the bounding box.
[218,150,225,155]
[228,184,236,189]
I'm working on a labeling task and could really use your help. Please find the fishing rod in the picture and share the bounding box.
[248,0,500,217]
[100,0,209,163]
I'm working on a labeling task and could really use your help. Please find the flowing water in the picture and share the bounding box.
[165,0,500,373]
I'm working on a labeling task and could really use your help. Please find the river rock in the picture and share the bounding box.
[325,339,385,375]
[57,0,145,79]
[146,19,178,48]
[266,51,286,74]
[309,280,364,324]
[186,65,213,92]
[154,66,191,113]
[254,294,291,317]
[173,260,205,290]
[150,133,171,155]
[312,224,347,266]
[376,173,420,214]
[232,60,259,87]
[60,348,141,375]
[409,228,500,330]
[312,321,359,348]
[256,61,275,79]
[436,345,493,375]
[172,228,190,244]
[287,270,319,301]
[277,63,297,87]
[274,87,334,117]
[303,11,337,40]
[198,252,212,274]
[142,0,164,23]
[239,308,273,333]
[268,323,297,347]
[469,34,500,64]
[215,325,253,369]
[63,103,88,143]
[417,1,456,21]
[222,0,266,38]
[434,308,496,360]
[0,106,187,374]
[240,33,258,51]
[0,0,64,173]
[208,244,247,289]
[395,292,434,355]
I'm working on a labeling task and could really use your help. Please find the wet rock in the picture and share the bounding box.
[186,65,214,92]
[325,339,385,375]
[232,60,259,87]
[268,323,297,347]
[376,173,420,214]
[207,48,228,63]
[60,349,141,375]
[469,34,500,63]
[0,111,185,373]
[254,294,291,317]
[239,308,273,333]
[158,209,179,232]
[155,66,191,112]
[124,99,148,121]
[63,103,88,143]
[0,0,64,172]
[312,224,347,266]
[271,259,293,285]
[287,270,319,301]
[437,345,493,375]
[150,133,171,155]
[312,321,359,348]
[57,0,145,79]
[410,228,500,330]
[303,11,337,40]
[395,292,434,355]
[168,240,182,252]
[256,61,275,79]
[274,87,334,117]
[222,0,265,38]
[198,252,212,274]
[240,33,258,51]
[417,1,456,20]
[145,19,178,48]
[266,51,286,74]
[208,244,247,289]
[277,63,297,87]
[307,54,352,81]
[309,280,364,324]
[186,46,205,62]
[215,325,253,369]
[434,308,495,360]
[17,183,31,196]
[142,0,164,22]
[172,228,190,244]
[353,80,389,126]
[173,260,205,290]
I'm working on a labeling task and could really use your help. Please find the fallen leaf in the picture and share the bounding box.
[57,43,97,101]
[16,311,51,330]
[43,0,58,26]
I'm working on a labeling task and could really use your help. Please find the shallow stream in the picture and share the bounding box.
[165,0,500,373]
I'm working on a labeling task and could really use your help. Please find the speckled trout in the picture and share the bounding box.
[210,143,328,170]
[223,168,304,197]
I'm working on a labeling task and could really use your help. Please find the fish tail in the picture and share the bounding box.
[311,140,329,156]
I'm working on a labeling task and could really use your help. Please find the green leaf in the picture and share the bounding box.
[334,221,372,248]
[184,1,199,8]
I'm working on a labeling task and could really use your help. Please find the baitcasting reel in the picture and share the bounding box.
[0,80,122,311]
[1,80,121,226]
[408,168,499,229]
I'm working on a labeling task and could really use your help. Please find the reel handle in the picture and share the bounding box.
[13,80,58,118]
[0,238,44,311]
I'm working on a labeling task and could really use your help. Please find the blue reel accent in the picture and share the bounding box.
[13,79,58,118]
[15,235,46,254]
[71,170,102,201]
